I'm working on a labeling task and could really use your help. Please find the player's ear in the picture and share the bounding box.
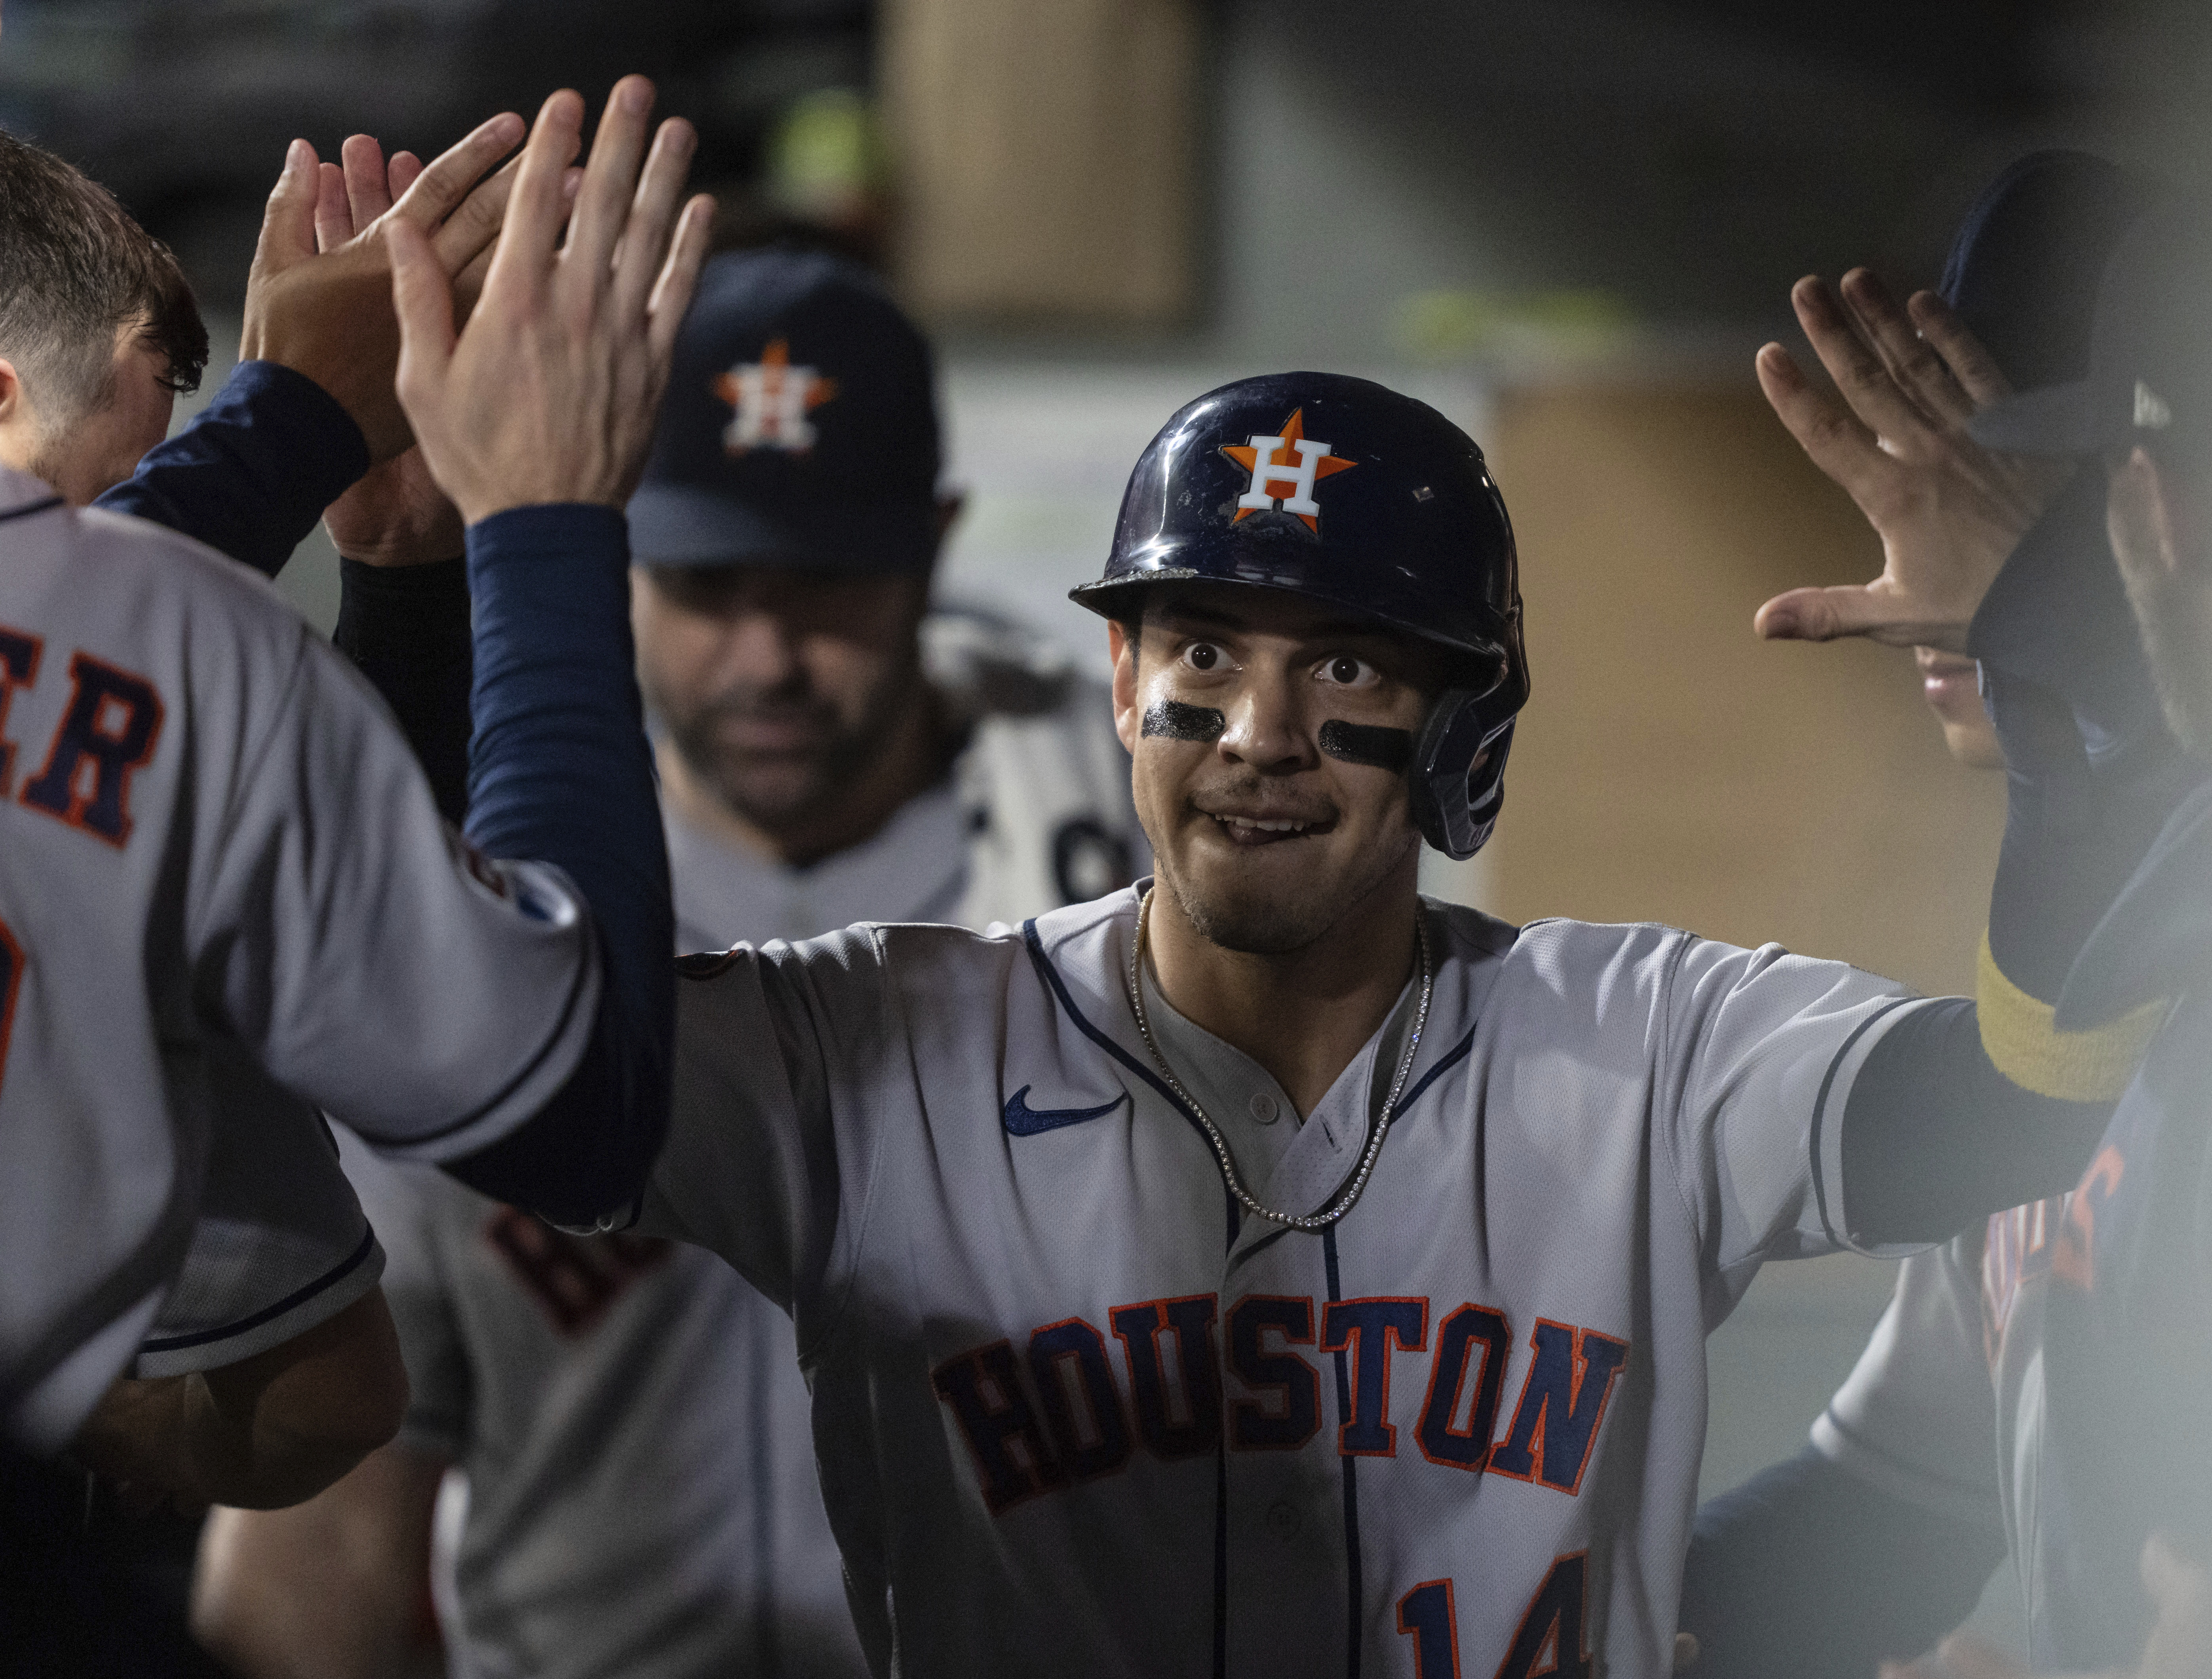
[1110,619,1142,754]
[0,357,27,427]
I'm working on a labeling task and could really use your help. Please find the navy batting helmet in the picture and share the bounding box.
[1069,371,1529,859]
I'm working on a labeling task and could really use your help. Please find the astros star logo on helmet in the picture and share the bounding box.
[1219,408,1356,532]
[713,338,839,455]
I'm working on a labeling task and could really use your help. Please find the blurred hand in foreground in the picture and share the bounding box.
[390,76,713,526]
[1877,1534,2212,1679]
[242,112,527,463]
[1753,269,2072,654]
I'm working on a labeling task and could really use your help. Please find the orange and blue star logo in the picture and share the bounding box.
[712,338,839,455]
[1219,408,1356,532]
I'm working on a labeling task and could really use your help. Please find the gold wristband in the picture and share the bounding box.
[1976,931,2165,1102]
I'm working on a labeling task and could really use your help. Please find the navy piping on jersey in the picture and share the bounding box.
[0,495,62,526]
[1324,1024,1475,1679]
[137,1221,377,1353]
[1021,918,1238,1244]
[1808,996,1917,1247]
[364,935,599,1149]
[1324,1222,1362,1679]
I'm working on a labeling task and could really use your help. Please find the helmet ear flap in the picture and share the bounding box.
[1410,691,1517,860]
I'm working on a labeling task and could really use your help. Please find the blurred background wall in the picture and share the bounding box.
[18,0,2210,1649]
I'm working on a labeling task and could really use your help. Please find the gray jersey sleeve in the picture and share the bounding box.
[1811,1237,2004,1528]
[1646,929,1938,1305]
[636,926,899,1321]
[335,1128,471,1458]
[133,1041,383,1378]
[187,635,601,1162]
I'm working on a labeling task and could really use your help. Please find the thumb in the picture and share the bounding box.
[251,139,321,282]
[1754,583,1954,649]
[388,218,456,427]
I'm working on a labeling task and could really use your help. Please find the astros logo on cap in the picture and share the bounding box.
[1219,408,1356,532]
[713,338,839,455]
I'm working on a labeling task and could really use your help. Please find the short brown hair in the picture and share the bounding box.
[0,128,207,421]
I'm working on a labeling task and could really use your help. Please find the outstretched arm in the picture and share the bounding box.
[1752,273,2198,1249]
[374,80,711,1221]
[67,1291,407,1512]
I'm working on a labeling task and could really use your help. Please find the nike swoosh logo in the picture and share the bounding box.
[1002,1085,1130,1137]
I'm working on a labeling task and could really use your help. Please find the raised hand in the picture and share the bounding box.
[242,111,527,463]
[388,77,713,525]
[315,137,468,567]
[1753,269,2073,653]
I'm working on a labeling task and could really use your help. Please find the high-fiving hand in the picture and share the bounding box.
[388,77,713,527]
[1752,270,2074,654]
[313,136,499,567]
[242,112,527,463]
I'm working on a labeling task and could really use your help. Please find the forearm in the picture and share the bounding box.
[1678,1446,2005,1675]
[94,361,368,577]
[194,1443,449,1679]
[70,1292,406,1510]
[332,557,473,824]
[438,506,673,1224]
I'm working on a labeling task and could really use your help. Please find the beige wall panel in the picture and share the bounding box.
[1478,383,2005,999]
[880,0,1196,324]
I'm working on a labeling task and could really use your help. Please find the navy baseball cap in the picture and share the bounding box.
[629,247,943,571]
[1939,150,2154,390]
[1971,191,2212,459]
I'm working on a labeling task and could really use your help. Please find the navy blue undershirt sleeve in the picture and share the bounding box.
[434,505,672,1223]
[94,360,368,577]
[1677,1446,2005,1675]
[93,356,668,1224]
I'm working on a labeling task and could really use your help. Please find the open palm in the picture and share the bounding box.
[1754,269,2073,654]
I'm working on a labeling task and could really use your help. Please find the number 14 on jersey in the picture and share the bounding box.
[1398,1553,1590,1679]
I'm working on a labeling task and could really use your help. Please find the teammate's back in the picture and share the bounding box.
[0,466,607,1439]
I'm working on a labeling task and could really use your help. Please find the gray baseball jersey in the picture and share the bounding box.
[638,889,1934,1678]
[363,647,1140,1679]
[1811,1237,2005,1531]
[0,467,600,1449]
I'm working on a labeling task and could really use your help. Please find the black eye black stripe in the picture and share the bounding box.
[1142,701,1226,741]
[1318,720,1414,773]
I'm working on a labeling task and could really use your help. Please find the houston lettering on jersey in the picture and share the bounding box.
[932,1290,1629,1515]
[0,620,164,847]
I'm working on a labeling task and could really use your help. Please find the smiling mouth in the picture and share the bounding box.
[1206,811,1330,844]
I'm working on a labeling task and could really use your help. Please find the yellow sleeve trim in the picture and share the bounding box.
[1977,931,2165,1102]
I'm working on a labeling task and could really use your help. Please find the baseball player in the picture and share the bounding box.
[1676,152,2161,1675]
[315,339,2153,1675]
[0,74,708,1521]
[1687,185,2212,1676]
[194,246,1140,1679]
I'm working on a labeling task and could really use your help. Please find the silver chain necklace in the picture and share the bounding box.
[1125,889,1433,1232]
